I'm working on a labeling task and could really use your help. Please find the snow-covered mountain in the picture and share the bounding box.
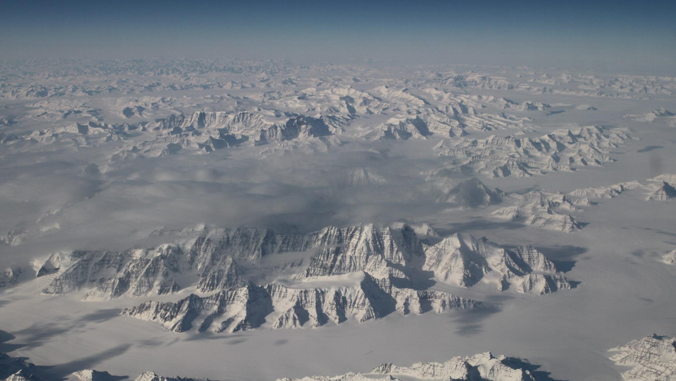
[38,223,570,302]
[433,125,632,178]
[569,181,643,199]
[492,191,588,232]
[277,352,544,381]
[662,249,676,265]
[646,181,676,201]
[24,222,573,334]
[623,108,675,123]
[132,372,198,381]
[609,334,676,381]
[1,59,675,381]
[123,273,477,333]
[435,177,503,207]
[423,233,571,294]
[37,224,424,299]
[69,369,119,381]
[0,349,557,381]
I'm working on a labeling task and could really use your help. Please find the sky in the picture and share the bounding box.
[1,0,675,74]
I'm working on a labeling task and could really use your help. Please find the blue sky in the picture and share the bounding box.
[1,0,674,74]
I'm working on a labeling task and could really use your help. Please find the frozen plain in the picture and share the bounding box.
[0,60,675,381]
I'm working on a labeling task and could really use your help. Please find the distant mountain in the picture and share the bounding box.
[278,352,547,381]
[436,177,503,207]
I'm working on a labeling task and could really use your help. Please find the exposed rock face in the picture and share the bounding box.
[121,226,570,333]
[42,224,424,299]
[188,227,310,264]
[423,234,571,294]
[122,273,478,333]
[123,283,272,333]
[294,224,425,280]
[609,334,676,381]
[378,117,432,140]
[40,225,309,298]
[143,111,336,154]
[436,177,503,207]
[154,111,271,134]
[491,191,586,232]
[33,223,571,335]
[42,245,188,300]
[277,352,540,381]
[73,110,338,158]
[259,115,332,143]
[194,255,243,293]
[390,222,439,239]
[190,223,427,282]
